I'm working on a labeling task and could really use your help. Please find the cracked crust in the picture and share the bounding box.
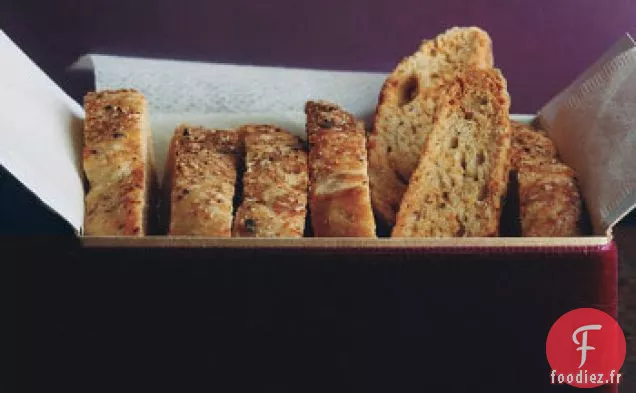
[392,68,511,237]
[368,26,494,226]
[232,125,308,237]
[305,100,376,237]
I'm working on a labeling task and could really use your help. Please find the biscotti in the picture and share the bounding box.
[83,89,156,236]
[510,121,558,168]
[164,125,240,236]
[510,121,582,237]
[305,101,376,237]
[232,125,308,237]
[392,67,511,237]
[368,26,494,226]
[517,163,582,237]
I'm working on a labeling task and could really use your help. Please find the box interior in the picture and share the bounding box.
[1,28,635,246]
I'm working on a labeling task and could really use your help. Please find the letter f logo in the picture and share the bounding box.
[573,324,602,368]
[547,308,626,388]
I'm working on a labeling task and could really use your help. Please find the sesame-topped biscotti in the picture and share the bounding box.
[517,163,582,237]
[510,121,558,169]
[305,101,376,237]
[510,121,582,237]
[83,89,156,236]
[232,125,308,237]
[368,26,494,226]
[164,125,240,237]
[392,68,511,237]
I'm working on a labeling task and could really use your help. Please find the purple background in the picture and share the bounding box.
[2,0,636,113]
[1,2,635,392]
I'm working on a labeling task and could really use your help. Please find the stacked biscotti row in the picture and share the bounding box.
[83,92,376,237]
[368,26,584,237]
[82,26,585,238]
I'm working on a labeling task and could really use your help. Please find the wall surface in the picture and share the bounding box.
[2,0,636,112]
[1,1,635,392]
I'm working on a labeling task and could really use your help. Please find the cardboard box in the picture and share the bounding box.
[2,29,634,392]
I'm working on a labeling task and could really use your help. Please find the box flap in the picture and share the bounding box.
[0,31,85,233]
[539,33,636,236]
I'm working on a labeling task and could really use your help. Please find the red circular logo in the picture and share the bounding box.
[546,308,626,388]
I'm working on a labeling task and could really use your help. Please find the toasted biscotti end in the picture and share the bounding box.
[166,125,240,237]
[414,26,494,85]
[392,67,511,237]
[368,27,494,226]
[375,26,494,180]
[510,121,558,169]
[305,100,376,237]
[83,89,155,236]
[305,100,358,136]
[383,27,494,104]
[232,125,308,238]
[518,163,582,237]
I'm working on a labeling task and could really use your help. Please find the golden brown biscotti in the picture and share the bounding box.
[305,101,376,237]
[510,121,582,237]
[232,125,308,237]
[83,89,156,236]
[518,163,582,237]
[368,26,494,225]
[392,68,511,237]
[510,120,558,169]
[165,125,240,236]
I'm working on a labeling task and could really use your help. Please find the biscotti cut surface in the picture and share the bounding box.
[392,68,511,237]
[305,100,376,237]
[510,121,582,237]
[232,125,308,237]
[165,125,240,237]
[83,89,155,236]
[368,26,494,225]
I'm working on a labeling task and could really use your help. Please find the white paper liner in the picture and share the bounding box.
[73,54,386,122]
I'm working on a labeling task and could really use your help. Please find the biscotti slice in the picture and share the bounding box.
[232,125,308,237]
[83,89,156,236]
[392,68,511,237]
[518,163,582,237]
[510,120,558,169]
[368,26,494,225]
[165,125,240,236]
[510,121,582,236]
[305,100,376,237]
